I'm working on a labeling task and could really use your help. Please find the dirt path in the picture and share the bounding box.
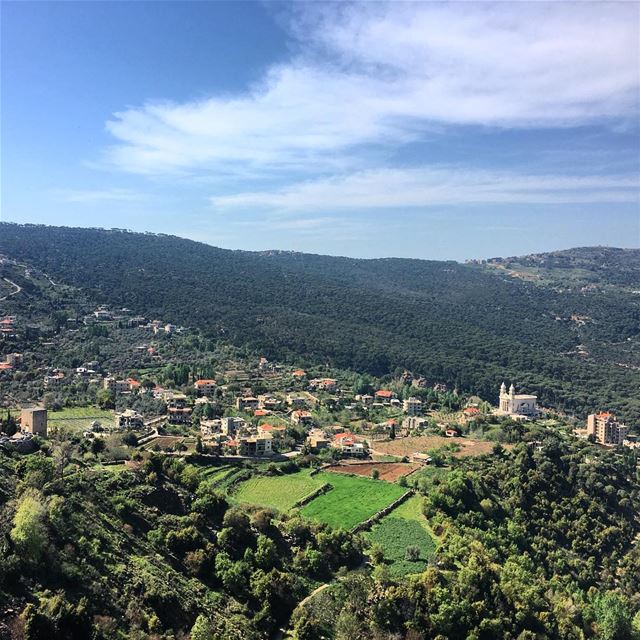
[0,278,22,301]
[296,582,331,610]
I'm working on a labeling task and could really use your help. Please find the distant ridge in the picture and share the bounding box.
[1,222,638,420]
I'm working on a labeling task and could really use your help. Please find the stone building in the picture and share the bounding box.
[21,407,48,437]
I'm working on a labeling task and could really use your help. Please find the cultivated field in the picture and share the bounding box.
[372,435,501,458]
[233,469,323,512]
[365,494,437,577]
[199,465,233,482]
[326,461,419,482]
[47,406,115,433]
[140,436,185,451]
[300,472,405,529]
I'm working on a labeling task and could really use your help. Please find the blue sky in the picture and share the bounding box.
[2,1,639,260]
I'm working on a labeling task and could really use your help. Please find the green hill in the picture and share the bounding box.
[1,223,638,420]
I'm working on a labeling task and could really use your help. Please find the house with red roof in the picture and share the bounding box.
[194,379,217,396]
[333,432,366,457]
[257,423,287,438]
[374,390,395,403]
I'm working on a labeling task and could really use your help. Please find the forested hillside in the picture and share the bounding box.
[0,453,362,639]
[1,224,638,421]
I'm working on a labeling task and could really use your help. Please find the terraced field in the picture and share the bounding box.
[47,406,115,432]
[300,472,405,530]
[365,495,437,577]
[199,465,232,481]
[232,469,323,512]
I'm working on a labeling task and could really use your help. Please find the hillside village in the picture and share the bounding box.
[2,300,637,463]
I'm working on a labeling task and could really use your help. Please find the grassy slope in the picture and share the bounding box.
[300,472,405,529]
[232,469,323,512]
[47,406,116,432]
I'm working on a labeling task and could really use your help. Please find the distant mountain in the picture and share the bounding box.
[1,223,639,421]
[483,246,640,289]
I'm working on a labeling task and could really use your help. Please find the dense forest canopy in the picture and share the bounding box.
[1,223,638,422]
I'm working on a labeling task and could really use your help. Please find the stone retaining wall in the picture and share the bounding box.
[294,482,332,508]
[351,489,415,533]
[309,463,332,477]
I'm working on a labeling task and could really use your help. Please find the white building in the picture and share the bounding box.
[497,382,538,418]
[403,397,423,415]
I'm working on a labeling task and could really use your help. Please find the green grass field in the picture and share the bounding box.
[233,469,323,512]
[300,472,405,530]
[365,495,437,577]
[199,465,232,481]
[48,406,115,432]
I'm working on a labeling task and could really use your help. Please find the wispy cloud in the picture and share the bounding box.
[210,167,640,211]
[103,2,639,177]
[53,188,148,204]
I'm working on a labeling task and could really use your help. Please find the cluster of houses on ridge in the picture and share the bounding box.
[4,304,638,459]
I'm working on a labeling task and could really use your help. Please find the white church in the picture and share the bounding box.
[497,382,538,419]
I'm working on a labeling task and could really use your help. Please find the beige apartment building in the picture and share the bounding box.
[587,412,629,445]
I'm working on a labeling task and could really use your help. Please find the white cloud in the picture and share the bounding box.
[53,188,148,203]
[210,167,640,211]
[103,2,639,176]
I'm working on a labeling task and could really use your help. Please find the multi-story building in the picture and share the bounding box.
[238,434,273,457]
[21,408,48,437]
[117,409,144,430]
[221,416,245,436]
[587,412,629,445]
[291,410,313,426]
[167,407,192,425]
[402,416,429,431]
[236,396,259,411]
[307,429,330,451]
[44,372,65,388]
[194,379,217,396]
[258,395,280,410]
[403,397,423,415]
[309,378,338,392]
[103,376,130,395]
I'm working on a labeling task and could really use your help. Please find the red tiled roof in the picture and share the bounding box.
[463,407,480,415]
[254,409,270,416]
[292,369,306,376]
[195,379,216,386]
[259,424,285,432]
[375,390,393,398]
